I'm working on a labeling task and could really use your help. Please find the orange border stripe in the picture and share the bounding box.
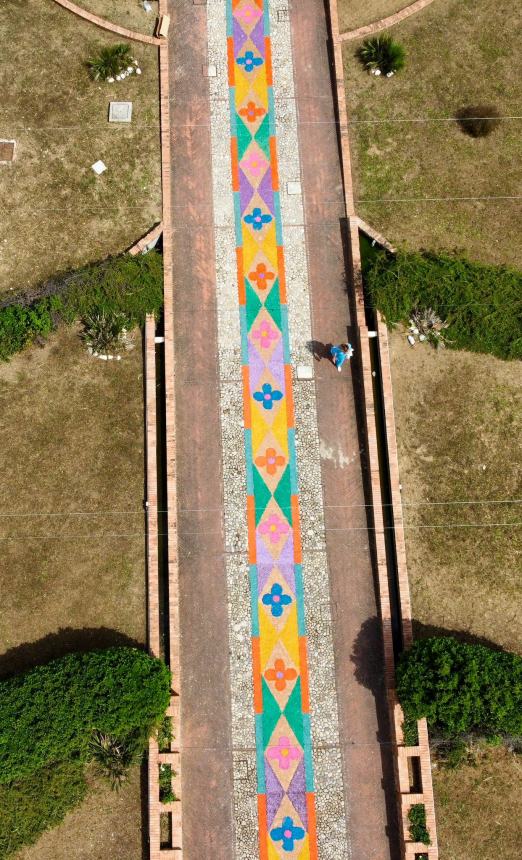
[277,246,287,303]
[306,794,319,860]
[299,637,311,712]
[242,365,252,429]
[252,637,263,713]
[247,495,257,564]
[231,137,240,192]
[269,137,279,190]
[236,246,246,305]
[257,794,269,860]
[264,36,273,85]
[227,37,235,85]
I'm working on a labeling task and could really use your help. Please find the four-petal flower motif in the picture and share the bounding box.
[253,382,283,410]
[264,657,296,690]
[267,736,301,770]
[244,207,272,231]
[270,817,305,852]
[236,50,263,73]
[255,447,285,476]
[252,319,278,350]
[236,2,262,26]
[259,515,289,546]
[262,583,292,618]
[248,262,274,289]
[239,101,266,124]
[243,150,269,178]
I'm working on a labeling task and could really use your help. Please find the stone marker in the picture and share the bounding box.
[0,140,16,163]
[296,365,313,380]
[108,101,133,123]
[91,160,107,175]
[287,180,302,195]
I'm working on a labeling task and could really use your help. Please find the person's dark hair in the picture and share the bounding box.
[340,343,350,352]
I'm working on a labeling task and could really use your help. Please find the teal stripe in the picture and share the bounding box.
[229,90,237,135]
[287,429,298,493]
[268,87,276,137]
[302,713,315,791]
[255,714,266,792]
[280,305,291,363]
[244,429,254,494]
[263,0,271,35]
[273,192,283,246]
[226,0,233,36]
[294,564,307,635]
[233,191,243,246]
[250,565,260,635]
[239,305,249,363]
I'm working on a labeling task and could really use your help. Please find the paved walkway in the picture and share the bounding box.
[169,0,398,857]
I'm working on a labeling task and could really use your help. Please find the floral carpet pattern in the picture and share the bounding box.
[227,0,318,856]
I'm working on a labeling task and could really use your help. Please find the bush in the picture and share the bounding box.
[365,249,522,360]
[0,647,171,783]
[88,43,133,81]
[157,716,173,752]
[408,803,431,845]
[159,763,176,804]
[0,251,163,362]
[358,34,406,75]
[0,761,87,857]
[457,105,501,138]
[396,637,522,738]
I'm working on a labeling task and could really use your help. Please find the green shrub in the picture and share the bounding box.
[366,249,522,360]
[457,105,501,138]
[402,714,419,746]
[358,34,406,75]
[396,637,522,738]
[0,760,87,857]
[159,763,176,804]
[0,251,163,362]
[0,647,170,784]
[408,803,431,845]
[157,716,173,752]
[88,43,133,81]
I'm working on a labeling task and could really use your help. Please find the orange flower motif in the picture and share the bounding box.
[239,100,266,124]
[255,447,285,476]
[249,262,275,290]
[264,658,297,691]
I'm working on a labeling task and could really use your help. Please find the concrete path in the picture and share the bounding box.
[168,0,398,857]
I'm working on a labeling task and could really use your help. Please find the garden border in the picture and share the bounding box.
[327,0,439,855]
[51,0,161,44]
[340,0,436,41]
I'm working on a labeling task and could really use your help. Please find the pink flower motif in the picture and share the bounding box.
[237,2,261,25]
[267,736,301,770]
[252,320,278,349]
[243,150,268,177]
[259,514,289,544]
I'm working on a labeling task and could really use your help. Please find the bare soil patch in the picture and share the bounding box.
[0,0,161,295]
[338,0,414,33]
[343,0,522,267]
[78,0,159,36]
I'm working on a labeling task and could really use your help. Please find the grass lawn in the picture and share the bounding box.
[0,0,161,295]
[78,0,159,36]
[338,0,410,33]
[343,0,522,268]
[389,330,522,857]
[0,327,146,855]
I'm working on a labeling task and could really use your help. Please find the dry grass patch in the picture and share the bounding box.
[0,327,146,657]
[78,0,159,36]
[17,764,144,860]
[343,0,522,267]
[433,746,522,860]
[338,0,413,33]
[0,0,161,295]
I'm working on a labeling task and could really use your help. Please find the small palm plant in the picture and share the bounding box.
[90,731,135,791]
[81,311,127,354]
[358,34,406,76]
[88,43,133,81]
[410,307,450,348]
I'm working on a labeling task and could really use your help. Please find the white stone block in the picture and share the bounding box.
[296,365,313,380]
[287,180,302,195]
[91,160,107,175]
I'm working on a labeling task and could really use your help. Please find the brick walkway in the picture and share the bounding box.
[168,0,398,857]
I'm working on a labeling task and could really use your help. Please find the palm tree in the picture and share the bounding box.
[88,44,133,81]
[358,35,406,76]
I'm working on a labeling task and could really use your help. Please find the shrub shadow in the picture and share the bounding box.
[411,620,508,653]
[0,627,144,680]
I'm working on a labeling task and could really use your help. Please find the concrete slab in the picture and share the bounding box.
[108,101,133,122]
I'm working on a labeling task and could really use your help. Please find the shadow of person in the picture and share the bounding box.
[306,340,333,362]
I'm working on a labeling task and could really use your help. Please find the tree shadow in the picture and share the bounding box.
[0,627,145,680]
[411,620,508,653]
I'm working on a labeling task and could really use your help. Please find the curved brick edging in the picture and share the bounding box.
[51,0,161,44]
[357,217,396,253]
[340,0,436,41]
[327,0,439,856]
[128,222,163,256]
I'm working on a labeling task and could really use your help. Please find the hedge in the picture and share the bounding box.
[365,250,522,360]
[0,761,87,857]
[0,251,164,362]
[0,647,171,783]
[396,637,522,738]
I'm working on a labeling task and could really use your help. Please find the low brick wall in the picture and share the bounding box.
[327,0,439,856]
[52,0,161,44]
[340,0,437,41]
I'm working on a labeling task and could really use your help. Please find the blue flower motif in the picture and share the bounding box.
[236,50,264,73]
[253,382,283,411]
[244,207,272,231]
[270,816,305,852]
[262,583,292,617]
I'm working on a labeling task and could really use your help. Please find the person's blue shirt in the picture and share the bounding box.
[331,344,352,367]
